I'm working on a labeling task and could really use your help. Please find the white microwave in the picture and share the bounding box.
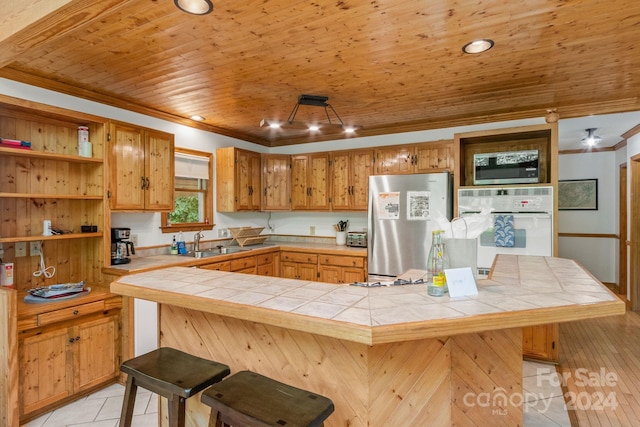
[473,149,539,185]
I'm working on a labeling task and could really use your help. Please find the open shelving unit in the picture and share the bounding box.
[0,95,107,290]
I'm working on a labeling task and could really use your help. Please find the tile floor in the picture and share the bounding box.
[21,361,571,427]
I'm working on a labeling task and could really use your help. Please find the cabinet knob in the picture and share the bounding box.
[73,310,79,315]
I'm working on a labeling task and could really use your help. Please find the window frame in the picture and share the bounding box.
[160,147,214,233]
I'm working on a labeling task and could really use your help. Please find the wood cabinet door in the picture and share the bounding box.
[298,263,318,281]
[236,150,261,211]
[375,146,413,174]
[350,150,374,210]
[280,262,298,279]
[308,153,330,210]
[342,267,366,284]
[330,152,350,210]
[413,142,453,173]
[73,315,119,393]
[290,155,309,210]
[262,154,290,211]
[110,123,145,210]
[144,129,174,211]
[523,324,559,363]
[20,328,71,416]
[319,265,341,284]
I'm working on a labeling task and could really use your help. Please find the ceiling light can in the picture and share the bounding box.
[174,0,213,15]
[462,39,494,54]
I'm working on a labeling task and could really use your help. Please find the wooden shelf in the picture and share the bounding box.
[0,193,103,200]
[0,232,102,243]
[0,146,103,164]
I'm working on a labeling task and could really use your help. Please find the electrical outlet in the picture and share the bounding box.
[130,233,138,246]
[310,226,315,236]
[30,241,42,256]
[15,242,26,257]
[218,229,225,237]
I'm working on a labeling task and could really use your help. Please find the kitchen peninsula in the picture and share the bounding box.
[110,255,624,426]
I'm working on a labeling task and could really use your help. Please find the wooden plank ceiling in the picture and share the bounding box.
[0,0,639,147]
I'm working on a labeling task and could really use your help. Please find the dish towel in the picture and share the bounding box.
[494,215,515,247]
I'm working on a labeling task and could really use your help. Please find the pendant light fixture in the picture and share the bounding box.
[174,0,213,15]
[260,94,362,134]
[581,128,602,147]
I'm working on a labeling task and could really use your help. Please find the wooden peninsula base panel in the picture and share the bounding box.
[160,305,523,426]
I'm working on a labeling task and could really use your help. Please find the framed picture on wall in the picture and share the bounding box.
[558,179,598,210]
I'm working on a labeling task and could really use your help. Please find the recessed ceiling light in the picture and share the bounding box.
[190,115,205,121]
[462,39,495,54]
[308,125,320,131]
[174,0,213,15]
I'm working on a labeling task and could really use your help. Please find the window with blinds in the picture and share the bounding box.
[163,149,213,231]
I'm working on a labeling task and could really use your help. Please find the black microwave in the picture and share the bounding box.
[473,149,539,185]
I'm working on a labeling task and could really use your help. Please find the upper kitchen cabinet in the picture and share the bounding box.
[262,154,291,211]
[290,153,330,211]
[108,122,174,211]
[216,147,261,212]
[374,141,453,175]
[454,123,558,193]
[330,149,374,211]
[0,95,106,289]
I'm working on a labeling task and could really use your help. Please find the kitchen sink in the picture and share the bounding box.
[180,247,248,258]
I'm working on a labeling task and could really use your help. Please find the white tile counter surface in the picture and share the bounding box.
[111,254,624,345]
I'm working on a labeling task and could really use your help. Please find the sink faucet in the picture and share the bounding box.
[193,230,204,252]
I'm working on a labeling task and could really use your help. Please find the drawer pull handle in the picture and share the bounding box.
[69,336,80,343]
[73,310,79,315]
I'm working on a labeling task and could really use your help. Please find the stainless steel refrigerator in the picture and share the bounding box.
[368,172,453,278]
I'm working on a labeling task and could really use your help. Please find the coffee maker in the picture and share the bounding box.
[111,227,135,265]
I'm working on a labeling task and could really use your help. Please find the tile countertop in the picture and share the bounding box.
[103,241,367,276]
[110,255,625,345]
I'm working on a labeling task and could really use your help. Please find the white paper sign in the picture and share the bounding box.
[444,267,478,298]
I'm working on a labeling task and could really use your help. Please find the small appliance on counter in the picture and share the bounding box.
[111,227,135,265]
[346,231,367,248]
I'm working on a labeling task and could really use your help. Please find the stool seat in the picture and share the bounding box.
[201,370,335,427]
[120,347,230,427]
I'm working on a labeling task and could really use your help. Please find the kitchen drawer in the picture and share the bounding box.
[281,252,318,264]
[37,300,105,327]
[319,255,364,268]
[200,260,232,271]
[231,256,257,271]
[257,253,274,265]
[256,263,274,276]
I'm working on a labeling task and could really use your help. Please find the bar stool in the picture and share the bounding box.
[119,347,230,427]
[201,370,335,427]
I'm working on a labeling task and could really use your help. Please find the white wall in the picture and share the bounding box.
[557,151,618,283]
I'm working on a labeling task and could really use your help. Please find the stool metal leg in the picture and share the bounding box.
[120,375,138,427]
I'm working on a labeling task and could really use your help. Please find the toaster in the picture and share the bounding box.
[346,231,367,248]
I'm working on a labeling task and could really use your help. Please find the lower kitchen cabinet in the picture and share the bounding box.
[230,255,257,274]
[318,255,366,284]
[281,252,318,281]
[523,323,559,363]
[256,252,276,276]
[19,311,120,419]
[200,260,232,271]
